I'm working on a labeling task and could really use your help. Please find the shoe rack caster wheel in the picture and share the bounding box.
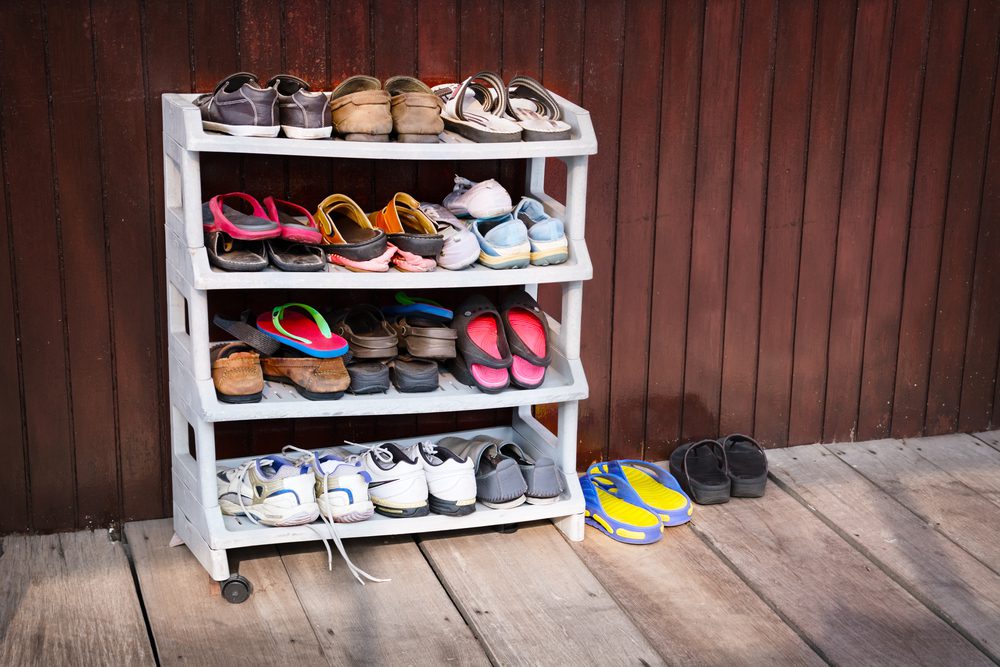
[221,574,253,604]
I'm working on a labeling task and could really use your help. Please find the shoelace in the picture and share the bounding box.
[279,445,387,586]
[344,441,394,466]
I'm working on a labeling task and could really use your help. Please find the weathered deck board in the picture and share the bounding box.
[418,522,665,666]
[900,433,1000,504]
[278,537,490,666]
[769,445,1000,659]
[690,485,991,665]
[125,519,325,665]
[572,523,825,666]
[0,531,154,666]
[976,430,1000,451]
[829,439,1000,572]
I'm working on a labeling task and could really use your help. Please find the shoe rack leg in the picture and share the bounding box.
[173,508,230,581]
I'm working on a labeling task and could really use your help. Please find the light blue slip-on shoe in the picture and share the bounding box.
[513,197,569,266]
[472,214,531,269]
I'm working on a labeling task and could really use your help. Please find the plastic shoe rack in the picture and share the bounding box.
[161,92,597,588]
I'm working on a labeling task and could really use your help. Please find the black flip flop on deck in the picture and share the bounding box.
[669,439,731,505]
[720,433,768,497]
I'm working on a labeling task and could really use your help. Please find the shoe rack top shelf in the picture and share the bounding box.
[161,93,597,160]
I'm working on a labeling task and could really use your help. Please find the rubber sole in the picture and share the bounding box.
[319,498,375,523]
[429,494,477,516]
[390,360,439,393]
[263,374,345,401]
[219,500,320,526]
[525,494,560,505]
[347,362,390,394]
[443,117,522,143]
[396,133,440,143]
[374,503,430,518]
[215,390,262,404]
[668,460,732,505]
[203,121,280,137]
[481,495,527,510]
[343,133,390,142]
[731,475,767,498]
[281,125,332,139]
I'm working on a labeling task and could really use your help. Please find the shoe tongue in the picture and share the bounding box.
[267,74,310,94]
[217,72,259,93]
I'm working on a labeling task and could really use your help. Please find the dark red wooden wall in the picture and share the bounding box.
[1,0,999,533]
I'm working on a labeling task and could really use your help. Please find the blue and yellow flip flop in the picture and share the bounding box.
[581,473,663,545]
[587,460,693,526]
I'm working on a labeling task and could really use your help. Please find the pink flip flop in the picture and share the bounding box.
[202,193,281,241]
[255,303,349,358]
[328,243,396,272]
[262,196,324,245]
[500,290,551,389]
[452,295,512,393]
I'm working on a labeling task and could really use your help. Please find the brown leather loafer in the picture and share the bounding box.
[329,75,392,141]
[384,76,443,143]
[211,342,264,403]
[262,352,349,400]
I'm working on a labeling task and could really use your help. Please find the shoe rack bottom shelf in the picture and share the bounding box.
[173,425,585,554]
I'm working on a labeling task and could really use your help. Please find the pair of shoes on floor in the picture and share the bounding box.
[335,442,477,517]
[330,75,443,142]
[449,291,550,393]
[210,306,351,403]
[581,461,693,545]
[443,176,568,268]
[436,435,563,509]
[433,72,572,142]
[203,193,325,272]
[195,72,332,139]
[669,434,768,505]
[316,193,441,272]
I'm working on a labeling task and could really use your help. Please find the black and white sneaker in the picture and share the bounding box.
[348,443,429,518]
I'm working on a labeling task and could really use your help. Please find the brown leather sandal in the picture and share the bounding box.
[389,315,457,360]
[329,305,399,360]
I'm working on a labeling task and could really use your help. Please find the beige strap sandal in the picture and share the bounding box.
[329,75,392,141]
[384,76,444,143]
[433,71,522,143]
[505,75,572,141]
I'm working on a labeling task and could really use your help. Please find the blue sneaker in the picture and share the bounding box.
[513,197,569,266]
[471,214,531,269]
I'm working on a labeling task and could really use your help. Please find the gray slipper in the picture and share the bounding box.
[436,436,527,509]
[473,435,562,504]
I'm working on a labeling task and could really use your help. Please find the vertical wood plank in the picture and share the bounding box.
[857,1,932,440]
[925,0,1000,435]
[577,0,625,462]
[752,0,816,446]
[959,70,1000,432]
[787,0,855,445]
[606,0,664,460]
[644,0,703,460]
[822,0,895,442]
[682,0,742,441]
[719,0,777,437]
[92,0,163,520]
[0,72,28,533]
[0,0,75,530]
[143,0,192,510]
[891,0,968,438]
[46,0,119,527]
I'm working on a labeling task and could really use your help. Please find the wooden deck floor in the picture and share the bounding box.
[3,432,1000,666]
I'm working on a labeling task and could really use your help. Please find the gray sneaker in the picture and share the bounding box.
[436,436,527,509]
[473,435,563,504]
[194,72,279,137]
[266,74,332,140]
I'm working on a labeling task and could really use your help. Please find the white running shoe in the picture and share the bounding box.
[419,202,481,270]
[407,441,477,516]
[290,451,375,523]
[216,456,319,527]
[348,443,429,518]
[443,176,513,219]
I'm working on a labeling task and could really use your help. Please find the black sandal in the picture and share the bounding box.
[720,434,768,497]
[669,439,731,505]
[265,239,326,272]
[451,294,512,393]
[205,231,267,272]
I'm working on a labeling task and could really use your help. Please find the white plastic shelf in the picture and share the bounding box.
[172,425,585,555]
[162,93,597,160]
[168,334,587,424]
[166,225,592,291]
